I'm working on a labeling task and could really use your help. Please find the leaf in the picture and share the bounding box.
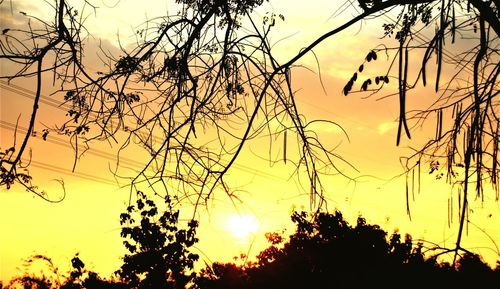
[361,79,372,91]
[42,129,49,141]
[71,256,85,271]
[361,81,368,91]
[137,198,144,210]
[358,64,364,72]
[343,85,349,96]
[366,50,377,62]
[343,80,353,96]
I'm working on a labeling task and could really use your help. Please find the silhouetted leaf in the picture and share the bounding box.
[366,50,377,62]
[343,80,353,96]
[361,79,372,91]
[71,256,85,271]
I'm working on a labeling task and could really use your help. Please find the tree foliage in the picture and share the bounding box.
[1,253,126,289]
[354,1,500,258]
[2,191,200,289]
[4,206,499,289]
[116,192,199,289]
[194,210,500,289]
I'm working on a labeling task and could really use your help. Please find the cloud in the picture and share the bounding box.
[0,1,43,28]
[377,121,397,135]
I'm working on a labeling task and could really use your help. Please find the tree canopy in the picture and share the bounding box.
[194,210,500,289]
[0,0,498,261]
[2,202,499,289]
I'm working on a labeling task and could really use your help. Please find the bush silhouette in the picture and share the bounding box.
[4,205,499,288]
[115,192,199,289]
[194,210,500,289]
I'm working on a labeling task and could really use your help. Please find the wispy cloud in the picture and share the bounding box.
[377,121,397,135]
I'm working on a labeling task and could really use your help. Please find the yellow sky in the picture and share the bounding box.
[1,0,499,283]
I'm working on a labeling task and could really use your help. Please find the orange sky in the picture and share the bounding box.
[1,0,499,283]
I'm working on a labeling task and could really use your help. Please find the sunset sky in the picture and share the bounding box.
[1,0,499,283]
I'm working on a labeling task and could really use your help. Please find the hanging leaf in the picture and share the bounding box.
[361,79,372,91]
[343,79,353,96]
[366,50,377,62]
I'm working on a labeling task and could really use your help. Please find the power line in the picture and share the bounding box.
[7,2,473,186]
[0,81,72,111]
[28,159,119,186]
[0,121,125,186]
[0,83,290,183]
[0,119,140,168]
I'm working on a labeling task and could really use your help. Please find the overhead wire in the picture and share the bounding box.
[1,1,480,191]
[0,120,124,186]
[0,81,290,184]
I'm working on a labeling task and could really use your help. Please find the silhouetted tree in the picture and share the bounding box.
[116,192,199,289]
[0,253,128,289]
[0,0,498,260]
[2,207,499,288]
[60,254,127,289]
[3,255,61,289]
[341,1,499,260]
[194,210,500,289]
[2,191,200,289]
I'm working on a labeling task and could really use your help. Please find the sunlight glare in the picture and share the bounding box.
[226,214,259,240]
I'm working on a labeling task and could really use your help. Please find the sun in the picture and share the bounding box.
[226,214,259,240]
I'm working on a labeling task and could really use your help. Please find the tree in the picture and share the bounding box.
[3,205,498,288]
[116,191,199,289]
[0,0,498,260]
[193,210,500,289]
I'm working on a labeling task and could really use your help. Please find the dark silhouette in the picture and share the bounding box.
[1,0,498,208]
[194,211,500,289]
[115,192,199,289]
[3,199,499,288]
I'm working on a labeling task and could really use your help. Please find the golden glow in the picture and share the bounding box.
[1,0,500,284]
[226,214,259,241]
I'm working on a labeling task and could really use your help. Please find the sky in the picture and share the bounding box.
[1,0,499,283]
